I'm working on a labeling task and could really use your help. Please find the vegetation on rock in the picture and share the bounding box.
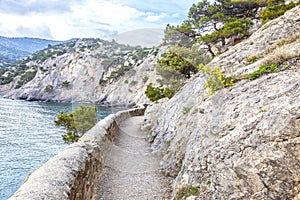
[145,83,175,102]
[260,0,299,24]
[44,84,53,92]
[164,0,262,55]
[61,81,70,88]
[175,186,199,200]
[200,65,235,95]
[14,69,37,89]
[158,52,198,79]
[244,63,278,79]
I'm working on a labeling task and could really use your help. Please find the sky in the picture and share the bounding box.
[0,0,198,41]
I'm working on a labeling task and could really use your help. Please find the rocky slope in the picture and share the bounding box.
[143,6,300,199]
[1,39,163,106]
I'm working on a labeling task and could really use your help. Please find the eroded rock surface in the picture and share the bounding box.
[145,6,300,199]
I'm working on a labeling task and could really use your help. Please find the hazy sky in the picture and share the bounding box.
[0,0,198,40]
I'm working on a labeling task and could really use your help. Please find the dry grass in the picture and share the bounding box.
[264,32,300,55]
[262,44,294,66]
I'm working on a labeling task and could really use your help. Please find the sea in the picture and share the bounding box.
[0,97,121,199]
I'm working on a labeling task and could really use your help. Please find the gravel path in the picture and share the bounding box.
[93,116,170,200]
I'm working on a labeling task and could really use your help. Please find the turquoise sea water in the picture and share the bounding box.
[0,98,119,200]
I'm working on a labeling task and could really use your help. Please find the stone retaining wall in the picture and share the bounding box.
[8,107,146,200]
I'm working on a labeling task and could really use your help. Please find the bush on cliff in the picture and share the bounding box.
[260,1,299,24]
[200,65,235,95]
[54,105,97,144]
[158,51,198,79]
[145,83,176,102]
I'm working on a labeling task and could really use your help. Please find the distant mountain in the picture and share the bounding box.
[112,28,164,47]
[0,36,64,67]
[0,38,160,105]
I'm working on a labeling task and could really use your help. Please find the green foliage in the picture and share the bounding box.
[182,106,192,115]
[244,63,278,79]
[133,48,150,61]
[44,84,53,92]
[245,55,261,64]
[163,0,263,55]
[106,65,132,81]
[259,109,267,113]
[170,45,211,67]
[260,1,298,24]
[158,51,198,79]
[165,141,171,147]
[144,83,177,102]
[73,106,97,134]
[14,69,37,89]
[54,105,97,144]
[175,186,199,200]
[163,22,197,47]
[200,66,235,95]
[200,18,253,45]
[62,81,70,88]
[145,83,165,102]
[163,87,175,99]
[0,76,13,85]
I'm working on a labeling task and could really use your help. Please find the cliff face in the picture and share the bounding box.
[3,39,162,106]
[144,6,300,199]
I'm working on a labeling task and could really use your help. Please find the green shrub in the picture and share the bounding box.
[259,109,267,113]
[44,84,53,92]
[158,51,198,79]
[145,83,165,102]
[165,141,171,147]
[62,81,70,88]
[163,87,175,99]
[107,65,132,80]
[54,105,97,144]
[0,76,13,85]
[145,83,176,102]
[14,70,37,89]
[260,1,298,24]
[175,186,199,200]
[182,106,191,115]
[200,66,235,95]
[244,63,278,80]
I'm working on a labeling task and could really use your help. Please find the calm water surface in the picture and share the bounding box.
[0,97,120,200]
